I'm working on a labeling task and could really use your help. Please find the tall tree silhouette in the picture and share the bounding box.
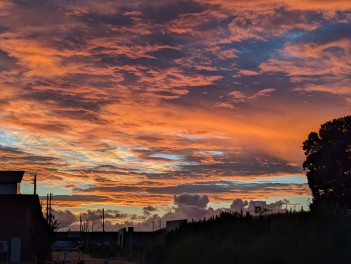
[303,115,351,208]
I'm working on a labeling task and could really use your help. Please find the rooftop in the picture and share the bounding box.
[0,171,24,183]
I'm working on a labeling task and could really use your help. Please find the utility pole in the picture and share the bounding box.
[49,193,53,226]
[46,194,49,223]
[129,230,132,261]
[102,208,105,233]
[80,215,82,233]
[33,174,37,195]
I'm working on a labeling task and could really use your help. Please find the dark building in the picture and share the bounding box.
[0,171,23,195]
[54,231,119,248]
[0,171,51,263]
[117,227,164,250]
[116,220,187,251]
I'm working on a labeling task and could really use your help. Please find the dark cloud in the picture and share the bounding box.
[76,185,140,193]
[143,206,158,216]
[142,32,180,47]
[81,209,128,221]
[52,208,77,228]
[0,50,18,71]
[23,89,107,112]
[29,123,68,133]
[247,199,289,214]
[5,0,70,31]
[228,198,289,214]
[0,145,61,167]
[140,1,209,23]
[148,181,307,195]
[174,193,209,208]
[132,146,302,179]
[43,195,109,202]
[81,12,134,26]
[147,48,185,61]
[296,22,351,45]
[230,198,248,211]
[234,38,285,70]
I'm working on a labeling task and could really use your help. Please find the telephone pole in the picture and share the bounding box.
[33,174,37,195]
[49,193,53,226]
[102,208,105,233]
[46,194,49,223]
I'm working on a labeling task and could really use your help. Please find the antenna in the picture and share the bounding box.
[49,193,53,226]
[46,194,49,223]
[33,174,37,195]
[102,208,105,233]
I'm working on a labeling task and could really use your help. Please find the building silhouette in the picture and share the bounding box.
[0,171,51,263]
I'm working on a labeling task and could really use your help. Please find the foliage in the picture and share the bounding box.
[48,214,62,232]
[160,208,351,264]
[303,115,351,208]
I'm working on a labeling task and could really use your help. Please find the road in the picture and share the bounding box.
[52,251,136,264]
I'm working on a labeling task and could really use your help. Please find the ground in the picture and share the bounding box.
[51,252,135,264]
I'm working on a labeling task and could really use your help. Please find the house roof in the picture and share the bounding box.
[0,171,24,183]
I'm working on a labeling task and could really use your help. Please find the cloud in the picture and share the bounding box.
[258,23,351,102]
[230,198,248,211]
[81,209,128,221]
[247,199,289,214]
[174,193,209,208]
[51,208,78,228]
[140,1,209,24]
[228,198,289,214]
[222,88,276,105]
[143,206,158,216]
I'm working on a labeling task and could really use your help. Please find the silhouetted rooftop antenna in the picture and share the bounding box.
[46,194,49,222]
[33,174,37,195]
[102,208,105,233]
[49,193,53,226]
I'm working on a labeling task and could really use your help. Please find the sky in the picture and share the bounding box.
[0,0,350,230]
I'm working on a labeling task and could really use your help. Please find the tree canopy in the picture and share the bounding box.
[303,115,351,208]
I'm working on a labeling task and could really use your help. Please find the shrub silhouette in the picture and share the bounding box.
[162,210,351,264]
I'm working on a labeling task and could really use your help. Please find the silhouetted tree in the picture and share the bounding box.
[49,215,62,232]
[303,115,351,208]
[253,205,270,216]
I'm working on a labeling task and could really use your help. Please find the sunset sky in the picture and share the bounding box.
[0,0,350,230]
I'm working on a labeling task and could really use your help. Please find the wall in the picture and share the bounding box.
[0,184,17,195]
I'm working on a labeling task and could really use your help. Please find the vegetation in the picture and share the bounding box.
[303,115,351,208]
[162,207,351,264]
